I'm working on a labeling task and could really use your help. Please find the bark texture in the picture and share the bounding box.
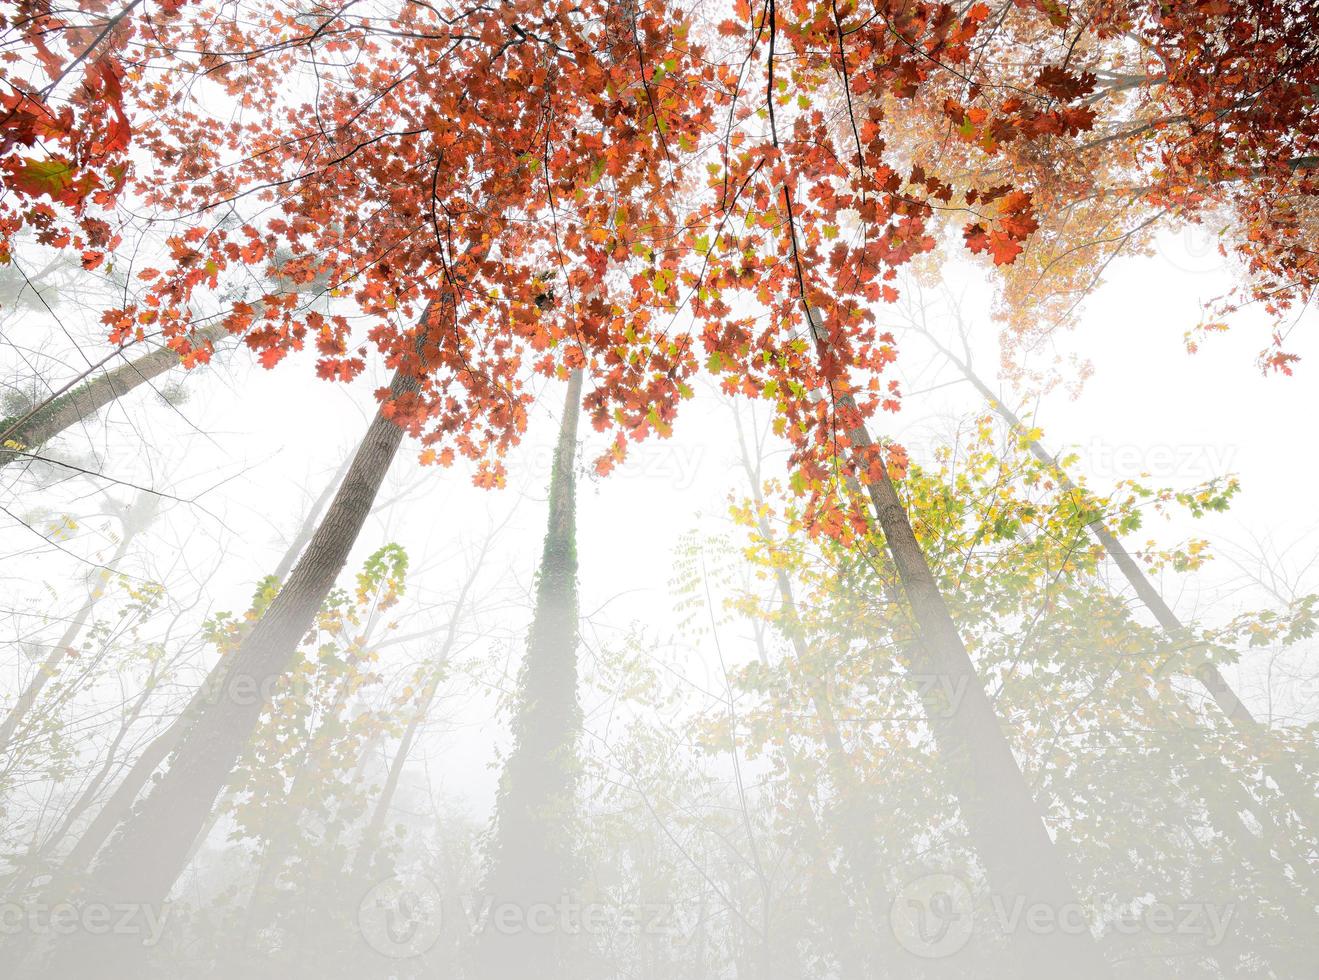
[477,369,584,980]
[42,365,418,976]
[803,308,1111,980]
[0,325,227,469]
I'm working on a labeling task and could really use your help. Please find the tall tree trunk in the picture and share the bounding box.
[476,369,584,980]
[846,419,1112,979]
[801,310,1112,979]
[271,451,355,583]
[0,493,157,754]
[243,456,437,935]
[44,450,353,891]
[0,325,227,468]
[926,334,1318,837]
[43,359,420,975]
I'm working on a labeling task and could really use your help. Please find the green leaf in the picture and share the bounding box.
[14,156,75,198]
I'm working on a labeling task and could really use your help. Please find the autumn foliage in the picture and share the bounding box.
[3,0,1317,497]
[0,0,173,263]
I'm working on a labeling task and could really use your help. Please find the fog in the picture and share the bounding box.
[2,0,1318,976]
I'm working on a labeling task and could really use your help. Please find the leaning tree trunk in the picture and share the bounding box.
[42,452,351,894]
[846,419,1113,979]
[928,336,1319,834]
[0,324,228,468]
[0,256,323,471]
[270,451,355,583]
[476,369,584,980]
[798,308,1112,980]
[927,336,1319,915]
[43,356,422,976]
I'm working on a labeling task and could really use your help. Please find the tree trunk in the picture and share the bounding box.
[928,335,1319,838]
[0,324,227,468]
[848,420,1112,979]
[271,451,355,583]
[477,369,584,980]
[43,361,420,975]
[800,309,1111,979]
[45,449,353,889]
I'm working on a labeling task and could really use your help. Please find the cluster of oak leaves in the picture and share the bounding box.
[1,0,1316,500]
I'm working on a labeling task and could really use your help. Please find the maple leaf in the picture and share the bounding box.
[179,344,212,369]
[963,223,992,255]
[986,233,1025,266]
[473,462,506,489]
[1033,66,1098,101]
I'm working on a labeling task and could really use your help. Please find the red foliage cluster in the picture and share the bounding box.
[0,0,178,262]
[3,0,1316,506]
